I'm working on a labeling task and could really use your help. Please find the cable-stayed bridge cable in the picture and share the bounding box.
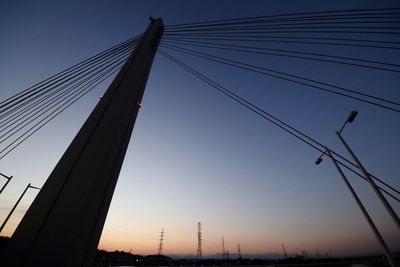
[163,35,400,51]
[0,45,136,132]
[158,49,400,201]
[0,34,142,115]
[0,60,124,160]
[159,44,400,112]
[161,39,400,73]
[0,55,129,143]
[167,8,400,29]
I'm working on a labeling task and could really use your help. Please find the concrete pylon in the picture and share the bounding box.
[1,18,164,266]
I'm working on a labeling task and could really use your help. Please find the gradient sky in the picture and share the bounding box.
[0,0,399,257]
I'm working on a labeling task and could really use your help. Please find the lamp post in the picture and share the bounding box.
[0,172,13,195]
[315,149,397,267]
[336,111,400,231]
[0,183,40,233]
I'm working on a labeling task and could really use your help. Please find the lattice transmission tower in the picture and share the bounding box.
[196,222,202,259]
[222,237,226,260]
[158,228,165,256]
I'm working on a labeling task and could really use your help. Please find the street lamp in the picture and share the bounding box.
[338,111,358,134]
[0,172,13,195]
[336,111,400,231]
[315,148,397,267]
[0,183,41,233]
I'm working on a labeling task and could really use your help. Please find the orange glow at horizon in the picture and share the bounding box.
[97,225,388,256]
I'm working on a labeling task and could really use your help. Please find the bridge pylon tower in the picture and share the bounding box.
[1,18,164,267]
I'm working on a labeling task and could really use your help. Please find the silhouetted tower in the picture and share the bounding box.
[158,228,165,256]
[237,244,242,259]
[226,250,230,260]
[304,250,309,260]
[282,243,288,259]
[196,222,202,259]
[1,18,164,267]
[222,237,226,260]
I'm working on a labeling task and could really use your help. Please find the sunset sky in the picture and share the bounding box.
[0,0,399,257]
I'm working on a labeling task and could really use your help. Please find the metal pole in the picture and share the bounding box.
[0,173,12,195]
[336,131,400,231]
[0,183,30,233]
[326,149,397,267]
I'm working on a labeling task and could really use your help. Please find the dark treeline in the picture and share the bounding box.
[93,249,394,267]
[0,236,395,266]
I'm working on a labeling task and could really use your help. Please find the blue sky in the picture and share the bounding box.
[0,0,399,256]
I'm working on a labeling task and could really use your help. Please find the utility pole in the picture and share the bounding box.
[1,18,164,267]
[0,183,40,233]
[282,243,288,259]
[0,172,12,195]
[196,222,202,260]
[158,228,165,256]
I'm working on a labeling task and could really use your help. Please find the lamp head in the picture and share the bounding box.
[347,111,358,123]
[315,157,323,165]
[29,185,41,190]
